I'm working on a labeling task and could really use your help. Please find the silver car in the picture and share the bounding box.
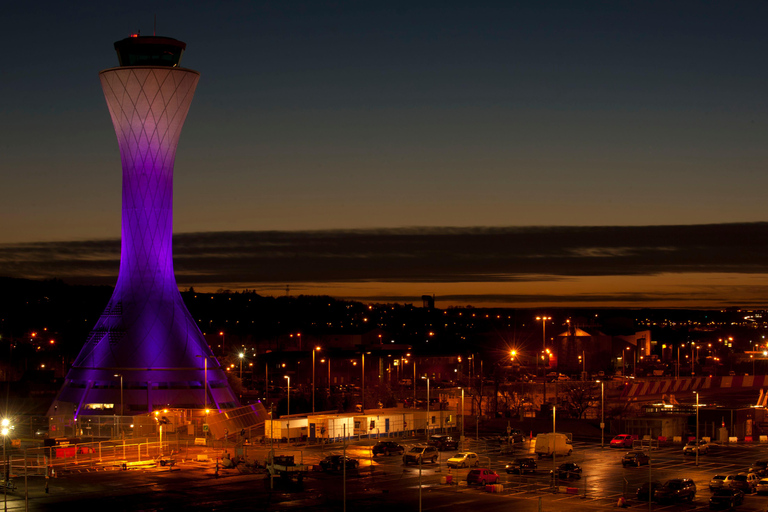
[756,478,768,495]
[709,474,727,491]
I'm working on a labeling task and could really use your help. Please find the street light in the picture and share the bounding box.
[219,331,225,352]
[284,376,290,416]
[2,418,10,512]
[460,387,465,450]
[597,380,605,448]
[195,355,210,412]
[422,376,430,436]
[238,353,244,381]
[536,316,551,375]
[114,373,123,438]
[313,346,321,414]
[694,391,700,467]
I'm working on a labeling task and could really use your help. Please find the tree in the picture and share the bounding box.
[560,382,598,419]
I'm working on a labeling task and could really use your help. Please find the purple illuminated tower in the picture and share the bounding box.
[52,36,238,418]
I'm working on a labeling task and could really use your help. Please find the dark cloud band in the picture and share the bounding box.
[1,223,766,288]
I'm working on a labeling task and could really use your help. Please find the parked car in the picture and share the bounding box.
[319,455,359,472]
[506,457,537,474]
[371,441,404,457]
[755,478,768,495]
[403,445,438,465]
[553,462,582,479]
[750,459,768,477]
[636,481,662,501]
[683,439,709,455]
[490,428,524,444]
[709,488,744,510]
[446,452,479,469]
[622,451,650,467]
[466,468,499,485]
[729,473,758,493]
[709,475,728,491]
[428,435,458,451]
[610,434,634,448]
[654,478,696,502]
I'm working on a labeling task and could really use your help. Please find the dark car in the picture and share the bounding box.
[553,462,582,479]
[750,459,768,477]
[372,441,405,456]
[654,478,696,503]
[466,468,499,485]
[403,445,439,465]
[636,481,662,501]
[709,488,744,510]
[622,451,650,467]
[729,473,758,493]
[490,428,524,444]
[506,457,537,474]
[428,435,458,451]
[319,455,359,472]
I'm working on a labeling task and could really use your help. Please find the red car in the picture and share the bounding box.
[467,468,499,485]
[610,434,634,448]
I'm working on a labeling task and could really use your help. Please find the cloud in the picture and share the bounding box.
[1,223,767,290]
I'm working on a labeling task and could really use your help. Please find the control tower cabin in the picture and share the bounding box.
[50,36,238,420]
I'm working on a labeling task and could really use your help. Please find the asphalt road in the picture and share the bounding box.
[7,436,768,511]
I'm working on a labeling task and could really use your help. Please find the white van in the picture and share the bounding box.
[534,432,573,458]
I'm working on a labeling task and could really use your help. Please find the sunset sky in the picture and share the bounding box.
[3,1,768,308]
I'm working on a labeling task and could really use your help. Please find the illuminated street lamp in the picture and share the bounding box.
[422,376,430,435]
[597,380,605,448]
[2,418,10,512]
[113,373,123,438]
[694,391,700,467]
[536,316,551,375]
[238,352,244,381]
[284,375,290,416]
[312,346,321,414]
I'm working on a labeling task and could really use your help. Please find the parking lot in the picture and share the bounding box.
[9,435,768,511]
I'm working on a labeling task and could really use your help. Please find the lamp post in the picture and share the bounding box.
[113,373,123,438]
[694,391,699,467]
[284,376,290,416]
[422,376,430,436]
[361,353,365,415]
[598,380,604,448]
[312,347,321,414]
[195,355,209,412]
[2,418,9,512]
[460,387,465,450]
[239,353,244,381]
[219,331,225,353]
[536,316,551,376]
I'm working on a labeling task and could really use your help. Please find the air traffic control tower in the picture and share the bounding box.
[50,36,239,421]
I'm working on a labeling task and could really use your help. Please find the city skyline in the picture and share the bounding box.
[3,1,768,308]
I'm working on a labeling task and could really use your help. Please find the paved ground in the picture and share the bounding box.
[5,435,768,511]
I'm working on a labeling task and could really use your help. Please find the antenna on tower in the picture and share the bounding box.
[154,14,157,36]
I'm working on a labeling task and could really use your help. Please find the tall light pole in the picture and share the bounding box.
[195,355,209,412]
[361,353,366,415]
[422,376,430,436]
[219,331,225,353]
[284,376,290,416]
[536,316,551,376]
[238,353,244,381]
[598,380,604,448]
[460,388,465,450]
[694,391,699,467]
[312,347,321,414]
[2,418,9,512]
[114,373,123,438]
